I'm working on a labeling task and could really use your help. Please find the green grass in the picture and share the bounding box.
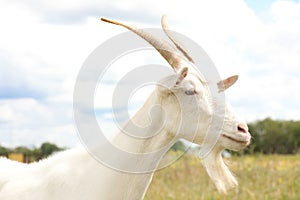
[145,154,300,200]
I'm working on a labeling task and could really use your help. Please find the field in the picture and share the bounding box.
[145,153,300,200]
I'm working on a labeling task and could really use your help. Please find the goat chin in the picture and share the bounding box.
[201,148,238,194]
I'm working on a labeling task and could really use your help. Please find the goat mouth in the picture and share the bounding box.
[221,134,249,145]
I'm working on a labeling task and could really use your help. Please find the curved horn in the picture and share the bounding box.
[101,17,184,72]
[161,15,194,63]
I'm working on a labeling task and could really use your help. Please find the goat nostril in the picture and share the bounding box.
[237,123,248,133]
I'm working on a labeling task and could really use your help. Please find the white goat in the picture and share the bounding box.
[0,16,251,200]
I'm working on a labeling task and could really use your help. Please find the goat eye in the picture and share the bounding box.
[185,89,197,95]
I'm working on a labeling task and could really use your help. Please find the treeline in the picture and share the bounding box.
[241,118,300,154]
[0,142,64,161]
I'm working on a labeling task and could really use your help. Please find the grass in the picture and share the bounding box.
[145,153,300,200]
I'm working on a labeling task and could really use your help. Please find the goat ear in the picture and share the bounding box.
[217,75,238,92]
[176,67,188,84]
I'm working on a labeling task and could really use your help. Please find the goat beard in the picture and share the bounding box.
[201,147,238,194]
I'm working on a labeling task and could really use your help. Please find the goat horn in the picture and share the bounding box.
[101,17,184,72]
[161,15,194,63]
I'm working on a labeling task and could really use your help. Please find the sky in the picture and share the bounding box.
[0,0,299,148]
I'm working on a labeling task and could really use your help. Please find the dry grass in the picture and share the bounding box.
[145,153,300,200]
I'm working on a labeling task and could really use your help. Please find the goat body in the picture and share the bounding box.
[0,148,154,200]
[0,16,251,199]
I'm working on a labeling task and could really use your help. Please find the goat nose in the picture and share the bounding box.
[237,123,248,133]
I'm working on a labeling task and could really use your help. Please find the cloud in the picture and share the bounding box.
[0,98,76,147]
[222,0,300,121]
[0,51,52,99]
[10,0,161,25]
[0,0,300,147]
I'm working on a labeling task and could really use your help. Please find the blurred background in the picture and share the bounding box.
[0,0,299,199]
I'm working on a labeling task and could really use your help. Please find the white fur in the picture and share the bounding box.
[0,74,250,199]
[0,18,251,199]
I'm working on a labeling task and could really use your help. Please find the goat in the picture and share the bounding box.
[0,16,251,200]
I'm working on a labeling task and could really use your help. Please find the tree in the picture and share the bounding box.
[243,118,300,154]
[0,146,10,156]
[170,140,186,152]
[40,142,63,158]
[14,146,32,155]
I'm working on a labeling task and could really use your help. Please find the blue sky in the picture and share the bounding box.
[245,0,299,13]
[245,0,279,13]
[0,0,299,147]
